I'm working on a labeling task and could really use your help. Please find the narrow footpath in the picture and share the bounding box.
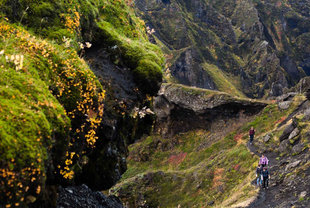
[247,143,281,208]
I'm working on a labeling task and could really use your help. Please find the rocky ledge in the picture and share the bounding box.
[56,185,123,208]
[154,83,267,135]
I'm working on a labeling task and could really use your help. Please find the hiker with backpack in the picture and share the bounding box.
[249,126,255,145]
[256,164,263,186]
[259,154,269,167]
[261,167,270,189]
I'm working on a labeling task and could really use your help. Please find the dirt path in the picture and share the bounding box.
[246,142,281,208]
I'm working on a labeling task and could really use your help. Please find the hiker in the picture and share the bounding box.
[249,126,255,145]
[259,154,269,167]
[261,167,270,189]
[256,164,263,186]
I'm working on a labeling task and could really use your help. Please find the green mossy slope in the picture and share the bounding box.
[0,0,164,95]
[111,131,258,207]
[97,0,164,94]
[0,20,105,206]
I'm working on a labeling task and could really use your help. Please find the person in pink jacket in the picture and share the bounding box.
[259,154,269,167]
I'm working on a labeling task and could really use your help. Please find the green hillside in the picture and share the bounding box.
[111,94,310,207]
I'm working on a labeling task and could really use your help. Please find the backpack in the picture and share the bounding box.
[262,170,269,178]
[256,167,262,175]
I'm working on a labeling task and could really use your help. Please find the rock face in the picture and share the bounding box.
[74,46,157,190]
[57,185,123,208]
[135,0,310,98]
[154,83,267,135]
[171,48,217,90]
[285,160,301,171]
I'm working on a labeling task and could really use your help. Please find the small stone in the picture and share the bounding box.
[66,188,73,194]
[196,182,202,189]
[207,201,214,206]
[278,101,292,110]
[292,143,304,155]
[278,139,289,152]
[263,134,271,142]
[285,160,301,171]
[288,128,300,140]
[300,191,307,198]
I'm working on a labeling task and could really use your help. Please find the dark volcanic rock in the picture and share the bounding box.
[306,88,310,100]
[292,143,304,155]
[57,185,123,208]
[70,46,156,191]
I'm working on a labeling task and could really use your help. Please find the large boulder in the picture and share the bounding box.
[279,120,298,142]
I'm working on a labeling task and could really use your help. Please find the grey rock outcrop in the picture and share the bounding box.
[263,134,271,143]
[278,101,292,110]
[285,160,301,171]
[278,139,290,153]
[288,128,300,140]
[292,143,304,155]
[154,84,267,135]
[279,120,298,142]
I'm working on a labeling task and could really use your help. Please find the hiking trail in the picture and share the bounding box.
[247,142,280,208]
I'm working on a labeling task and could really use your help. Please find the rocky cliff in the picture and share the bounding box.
[154,83,267,135]
[135,0,310,98]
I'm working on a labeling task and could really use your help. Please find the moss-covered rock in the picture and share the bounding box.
[0,20,106,207]
[0,0,165,206]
